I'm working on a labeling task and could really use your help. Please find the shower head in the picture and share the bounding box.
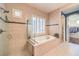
[0,7,9,13]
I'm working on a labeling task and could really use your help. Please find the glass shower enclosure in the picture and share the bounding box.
[0,7,9,55]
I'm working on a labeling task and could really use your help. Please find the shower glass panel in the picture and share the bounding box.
[0,8,8,55]
[27,18,32,39]
[27,16,46,40]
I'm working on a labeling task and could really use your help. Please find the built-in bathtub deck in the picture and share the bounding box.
[27,37,62,56]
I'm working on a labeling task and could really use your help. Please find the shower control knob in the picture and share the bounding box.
[0,29,6,34]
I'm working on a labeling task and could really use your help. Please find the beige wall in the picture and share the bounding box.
[0,3,5,8]
[48,10,61,35]
[48,9,62,40]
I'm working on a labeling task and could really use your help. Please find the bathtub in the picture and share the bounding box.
[27,35,61,56]
[29,35,56,46]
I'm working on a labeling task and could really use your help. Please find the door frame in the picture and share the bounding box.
[61,10,79,42]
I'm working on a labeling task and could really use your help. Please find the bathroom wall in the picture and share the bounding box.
[0,4,6,8]
[48,9,63,41]
[48,10,61,36]
[5,3,48,55]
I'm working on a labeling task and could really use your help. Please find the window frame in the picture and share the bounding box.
[31,15,46,36]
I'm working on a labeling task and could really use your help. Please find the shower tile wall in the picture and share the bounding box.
[5,3,47,55]
[48,10,61,38]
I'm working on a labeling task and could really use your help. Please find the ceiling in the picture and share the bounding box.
[63,5,79,14]
[28,3,68,13]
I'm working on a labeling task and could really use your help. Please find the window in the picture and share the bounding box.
[32,16,45,34]
[12,9,22,18]
[68,14,79,26]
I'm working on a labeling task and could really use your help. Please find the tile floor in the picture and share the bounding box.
[23,42,79,56]
[43,42,79,56]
